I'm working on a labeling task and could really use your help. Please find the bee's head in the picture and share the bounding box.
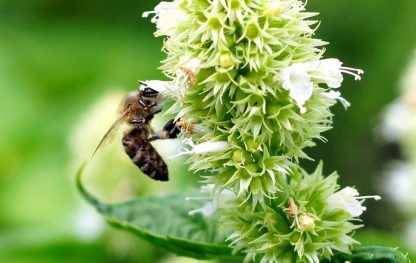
[139,81,162,98]
[121,91,154,125]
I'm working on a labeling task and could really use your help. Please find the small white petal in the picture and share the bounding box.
[310,59,343,88]
[280,63,314,112]
[327,187,364,217]
[189,202,216,217]
[175,139,230,157]
[239,177,252,194]
[192,141,229,154]
[143,1,188,36]
[309,58,363,88]
[200,184,215,194]
[188,184,236,217]
[327,187,380,217]
[324,90,351,109]
[215,189,237,208]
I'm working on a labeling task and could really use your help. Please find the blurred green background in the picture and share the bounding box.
[0,0,415,262]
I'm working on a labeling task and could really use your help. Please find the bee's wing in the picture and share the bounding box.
[91,108,131,160]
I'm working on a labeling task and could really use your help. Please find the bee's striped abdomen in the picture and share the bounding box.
[122,128,168,181]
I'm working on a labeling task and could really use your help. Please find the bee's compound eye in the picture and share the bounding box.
[142,87,159,98]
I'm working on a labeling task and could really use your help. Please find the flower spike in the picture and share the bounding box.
[144,0,369,262]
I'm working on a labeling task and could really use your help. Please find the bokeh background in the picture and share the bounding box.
[1,0,416,262]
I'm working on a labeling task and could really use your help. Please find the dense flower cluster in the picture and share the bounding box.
[223,163,380,263]
[144,0,374,262]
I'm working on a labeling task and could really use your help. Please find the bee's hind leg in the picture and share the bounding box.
[148,119,181,141]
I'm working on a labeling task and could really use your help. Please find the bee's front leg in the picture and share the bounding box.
[148,119,181,141]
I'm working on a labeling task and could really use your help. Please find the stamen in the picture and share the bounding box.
[356,195,381,201]
[324,91,351,109]
[339,69,363,81]
[340,66,364,74]
[142,11,156,18]
[188,208,204,215]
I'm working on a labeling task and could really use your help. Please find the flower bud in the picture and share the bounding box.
[245,138,260,152]
[230,0,241,9]
[219,53,235,68]
[208,16,222,29]
[246,22,260,39]
[298,215,315,232]
[232,149,244,163]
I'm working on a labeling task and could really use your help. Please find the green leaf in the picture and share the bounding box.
[326,246,409,263]
[76,163,242,260]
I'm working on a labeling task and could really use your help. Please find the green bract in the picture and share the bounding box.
[222,163,362,263]
[143,0,369,262]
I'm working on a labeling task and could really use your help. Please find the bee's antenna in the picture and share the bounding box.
[138,81,148,89]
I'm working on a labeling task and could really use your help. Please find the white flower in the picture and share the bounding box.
[187,184,236,217]
[172,138,230,158]
[383,162,416,210]
[280,59,363,113]
[280,63,314,113]
[310,58,363,88]
[378,100,412,142]
[324,90,351,109]
[327,187,381,217]
[143,2,187,37]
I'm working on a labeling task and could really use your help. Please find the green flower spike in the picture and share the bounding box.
[222,163,380,263]
[143,0,373,262]
[145,0,363,197]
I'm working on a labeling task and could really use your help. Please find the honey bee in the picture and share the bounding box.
[92,81,180,181]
